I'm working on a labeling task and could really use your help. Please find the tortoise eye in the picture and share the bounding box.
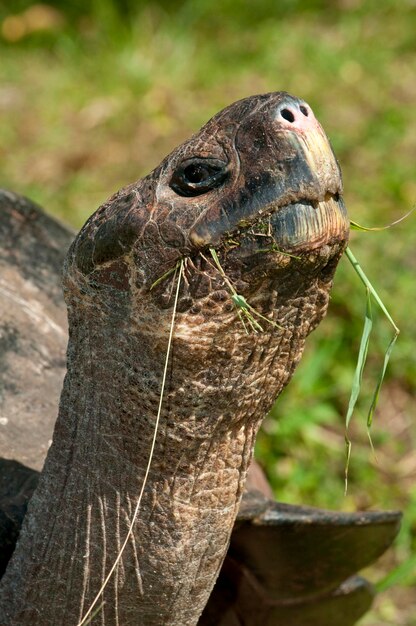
[170,158,229,197]
[183,163,212,183]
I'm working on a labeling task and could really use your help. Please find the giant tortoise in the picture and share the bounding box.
[0,92,400,625]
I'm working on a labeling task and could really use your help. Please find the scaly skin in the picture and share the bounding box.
[0,92,349,625]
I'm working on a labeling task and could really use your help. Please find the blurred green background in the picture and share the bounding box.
[1,1,415,623]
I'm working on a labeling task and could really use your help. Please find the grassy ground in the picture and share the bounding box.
[1,1,415,623]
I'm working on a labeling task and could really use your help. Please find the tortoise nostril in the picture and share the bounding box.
[278,100,317,129]
[281,108,295,123]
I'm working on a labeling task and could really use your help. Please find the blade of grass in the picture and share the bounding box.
[254,246,301,259]
[344,437,352,496]
[231,292,283,330]
[150,261,180,290]
[345,247,399,333]
[209,248,233,289]
[209,248,260,332]
[345,289,373,430]
[350,206,414,232]
[82,602,105,625]
[209,247,283,332]
[344,246,400,491]
[344,289,372,494]
[376,553,416,593]
[232,293,263,332]
[367,333,399,428]
[350,221,393,232]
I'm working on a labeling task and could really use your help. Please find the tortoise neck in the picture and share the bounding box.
[0,271,330,625]
[0,312,270,625]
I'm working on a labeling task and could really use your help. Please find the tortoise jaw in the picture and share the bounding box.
[188,191,348,253]
[194,191,349,262]
[269,193,349,252]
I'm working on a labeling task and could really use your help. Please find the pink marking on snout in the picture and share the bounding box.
[276,100,319,132]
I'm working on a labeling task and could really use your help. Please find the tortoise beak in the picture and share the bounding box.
[189,97,349,250]
[270,112,349,251]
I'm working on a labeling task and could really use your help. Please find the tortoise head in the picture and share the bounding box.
[65,92,349,318]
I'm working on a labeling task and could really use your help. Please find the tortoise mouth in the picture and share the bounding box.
[149,193,348,307]
[224,192,349,258]
[264,193,348,251]
[146,192,348,300]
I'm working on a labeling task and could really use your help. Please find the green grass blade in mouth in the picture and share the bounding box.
[350,206,415,232]
[350,220,392,232]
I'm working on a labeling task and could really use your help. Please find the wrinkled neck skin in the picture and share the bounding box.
[0,249,341,626]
